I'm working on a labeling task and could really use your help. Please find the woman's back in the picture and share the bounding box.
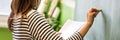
[12,17,31,40]
[12,10,82,40]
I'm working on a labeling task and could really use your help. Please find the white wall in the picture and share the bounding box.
[0,0,11,27]
[0,0,11,15]
[75,0,120,40]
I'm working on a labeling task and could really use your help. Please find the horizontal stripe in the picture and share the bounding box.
[12,10,82,40]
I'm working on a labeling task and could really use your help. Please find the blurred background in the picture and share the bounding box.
[0,0,12,40]
[0,0,76,40]
[0,0,120,40]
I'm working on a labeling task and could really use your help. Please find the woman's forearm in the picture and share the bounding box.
[79,8,100,37]
[79,22,93,37]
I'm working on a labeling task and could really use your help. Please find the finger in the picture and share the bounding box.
[91,8,98,12]
[94,12,99,18]
[91,8,101,13]
[57,32,62,35]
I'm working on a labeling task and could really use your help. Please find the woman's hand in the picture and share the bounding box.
[80,8,101,37]
[57,32,62,36]
[87,8,101,24]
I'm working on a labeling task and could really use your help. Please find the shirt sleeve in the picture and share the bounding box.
[28,12,83,40]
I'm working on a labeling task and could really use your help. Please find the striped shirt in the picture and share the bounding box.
[12,11,83,40]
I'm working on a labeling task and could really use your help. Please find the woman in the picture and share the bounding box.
[8,0,100,40]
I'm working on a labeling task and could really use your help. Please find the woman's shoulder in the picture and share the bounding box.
[27,10,46,20]
[27,10,36,17]
[27,10,44,17]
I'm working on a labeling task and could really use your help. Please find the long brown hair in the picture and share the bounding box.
[8,0,40,31]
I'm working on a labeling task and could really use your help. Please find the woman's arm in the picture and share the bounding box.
[79,8,100,37]
[28,11,82,40]
[27,8,100,40]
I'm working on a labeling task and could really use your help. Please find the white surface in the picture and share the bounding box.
[0,12,10,15]
[0,15,8,27]
[61,0,75,8]
[37,0,48,14]
[0,0,11,15]
[75,0,120,40]
[59,20,85,39]
[52,7,60,18]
